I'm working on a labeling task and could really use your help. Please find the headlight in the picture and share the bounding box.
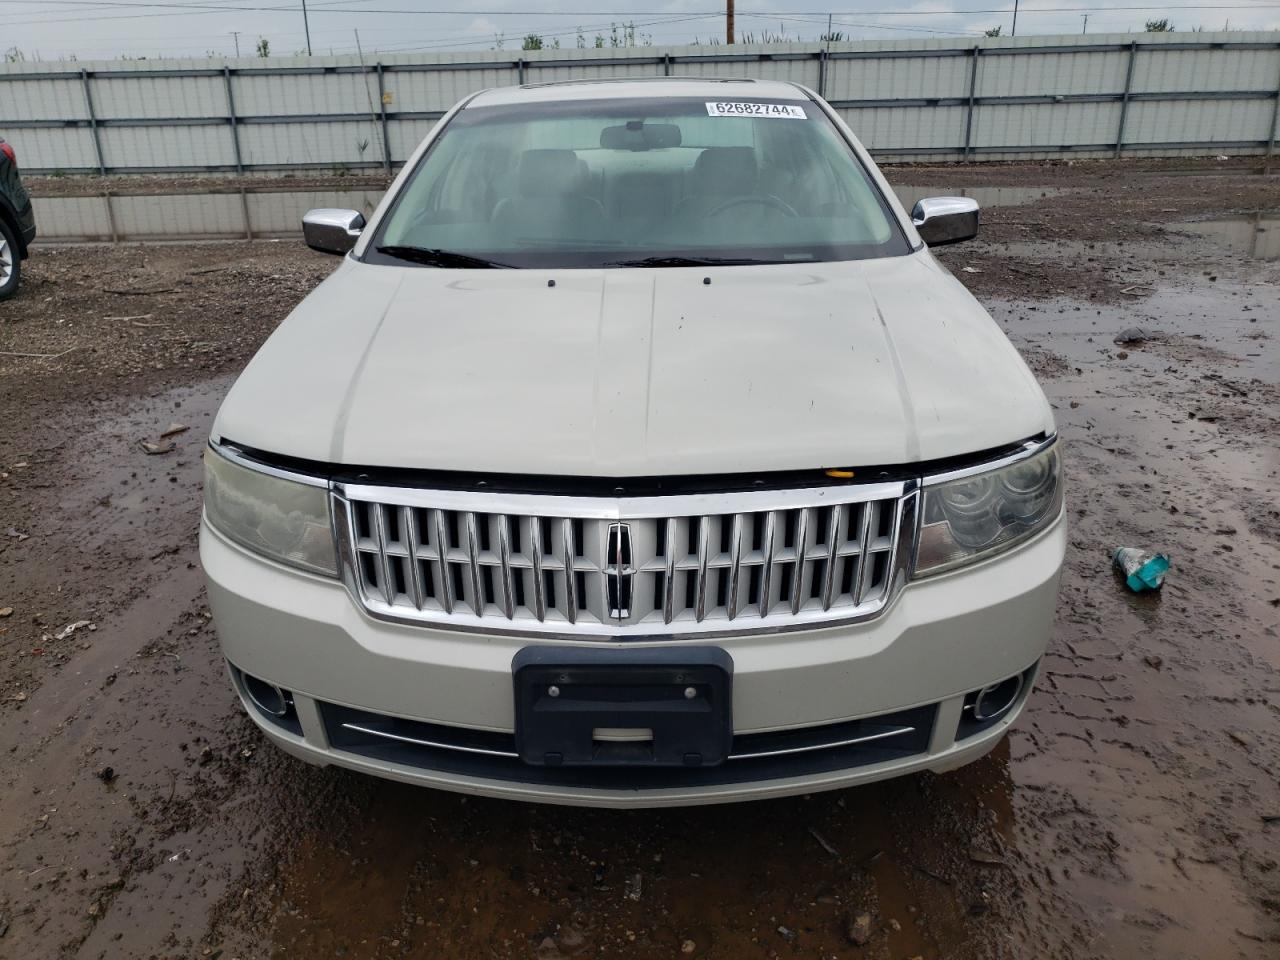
[203,446,337,576]
[914,445,1063,577]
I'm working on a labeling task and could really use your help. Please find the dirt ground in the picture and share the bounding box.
[0,162,1277,960]
[23,172,395,198]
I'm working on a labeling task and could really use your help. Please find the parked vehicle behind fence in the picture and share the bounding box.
[0,136,36,301]
[201,78,1065,807]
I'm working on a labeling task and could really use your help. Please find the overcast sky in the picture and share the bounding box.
[4,0,1280,61]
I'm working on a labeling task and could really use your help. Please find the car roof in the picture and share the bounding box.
[466,77,810,108]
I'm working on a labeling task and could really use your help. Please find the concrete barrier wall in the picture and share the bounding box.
[30,183,1072,243]
[3,32,1278,174]
[32,188,387,241]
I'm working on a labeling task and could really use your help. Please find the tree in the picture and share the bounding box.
[1145,18,1174,31]
[521,34,543,50]
[255,36,270,57]
[984,25,1003,37]
[819,31,845,42]
[607,21,645,48]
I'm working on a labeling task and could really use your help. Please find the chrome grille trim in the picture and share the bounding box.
[562,518,578,626]
[790,507,809,615]
[757,510,777,620]
[529,517,547,622]
[726,513,744,621]
[464,512,483,620]
[729,723,917,760]
[340,722,521,759]
[339,719,917,762]
[333,480,916,640]
[433,510,454,614]
[662,520,677,625]
[403,506,427,610]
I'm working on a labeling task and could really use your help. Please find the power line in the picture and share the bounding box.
[5,1,1280,13]
[5,2,1278,45]
[362,14,724,52]
[11,4,1280,29]
[1,0,371,27]
[5,10,721,55]
[754,13,985,35]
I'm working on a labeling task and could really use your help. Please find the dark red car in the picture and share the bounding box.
[0,137,36,301]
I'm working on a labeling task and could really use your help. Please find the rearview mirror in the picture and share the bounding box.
[302,208,366,255]
[911,197,979,246]
[599,122,682,150]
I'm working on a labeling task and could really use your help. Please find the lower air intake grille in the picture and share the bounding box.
[321,700,937,788]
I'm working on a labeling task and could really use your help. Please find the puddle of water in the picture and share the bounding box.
[984,278,1280,956]
[1178,214,1279,261]
[1135,165,1280,179]
[991,281,1278,380]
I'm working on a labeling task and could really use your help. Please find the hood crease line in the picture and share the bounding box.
[641,275,658,457]
[588,276,608,464]
[330,272,406,462]
[871,295,922,463]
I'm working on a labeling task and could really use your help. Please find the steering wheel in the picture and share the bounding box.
[705,194,799,218]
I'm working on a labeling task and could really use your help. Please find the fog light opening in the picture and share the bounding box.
[243,672,293,719]
[973,674,1023,722]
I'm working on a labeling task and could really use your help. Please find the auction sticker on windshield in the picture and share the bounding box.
[705,101,807,119]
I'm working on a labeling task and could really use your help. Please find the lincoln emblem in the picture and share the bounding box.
[605,522,633,620]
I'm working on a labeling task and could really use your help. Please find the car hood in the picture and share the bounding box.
[213,252,1054,476]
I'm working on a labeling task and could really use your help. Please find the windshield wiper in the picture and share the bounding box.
[604,255,790,268]
[376,245,515,269]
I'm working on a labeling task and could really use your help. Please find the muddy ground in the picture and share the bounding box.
[23,172,395,199]
[0,162,1277,959]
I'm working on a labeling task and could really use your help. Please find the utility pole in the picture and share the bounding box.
[1081,13,1089,34]
[726,0,734,44]
[825,12,832,41]
[1011,0,1019,36]
[231,31,240,57]
[302,0,313,55]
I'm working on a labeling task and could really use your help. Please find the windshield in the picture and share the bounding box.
[366,96,911,268]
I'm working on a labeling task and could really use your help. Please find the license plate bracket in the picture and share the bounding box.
[513,646,733,768]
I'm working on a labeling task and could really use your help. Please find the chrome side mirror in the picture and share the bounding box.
[302,208,366,255]
[911,197,979,246]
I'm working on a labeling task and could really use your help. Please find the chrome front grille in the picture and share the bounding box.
[334,482,916,639]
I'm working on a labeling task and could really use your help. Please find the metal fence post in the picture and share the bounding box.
[240,187,253,240]
[80,69,107,175]
[375,63,392,173]
[1115,41,1138,159]
[516,58,525,85]
[223,67,244,174]
[663,53,672,77]
[1266,46,1280,159]
[962,46,981,161]
[102,190,118,241]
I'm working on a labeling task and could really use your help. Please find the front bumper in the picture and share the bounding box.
[202,512,1064,807]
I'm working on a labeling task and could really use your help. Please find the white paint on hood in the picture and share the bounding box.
[213,251,1054,476]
